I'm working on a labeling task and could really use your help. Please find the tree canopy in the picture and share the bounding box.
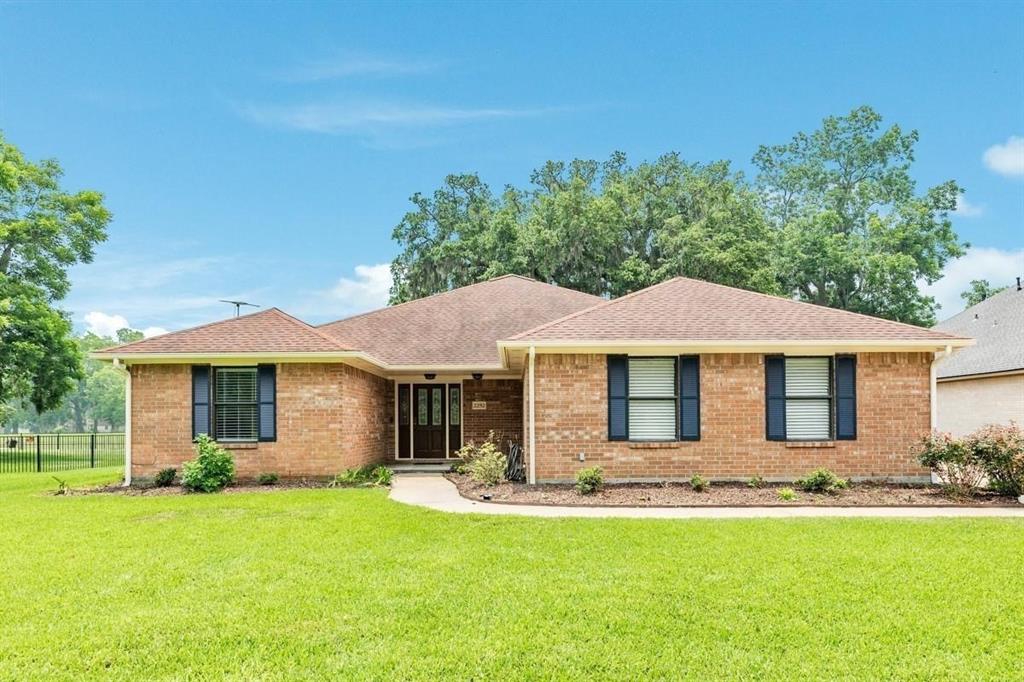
[960,279,1007,308]
[0,131,110,422]
[390,106,965,327]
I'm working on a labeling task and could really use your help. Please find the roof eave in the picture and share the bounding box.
[498,338,975,354]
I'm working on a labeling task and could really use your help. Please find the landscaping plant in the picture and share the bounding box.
[154,468,177,487]
[52,476,69,496]
[258,472,279,486]
[690,474,709,492]
[747,475,765,489]
[796,468,848,494]
[575,466,604,495]
[454,431,501,475]
[467,449,507,486]
[181,435,236,493]
[778,487,799,502]
[329,465,393,488]
[370,465,393,487]
[917,432,986,498]
[968,423,1024,496]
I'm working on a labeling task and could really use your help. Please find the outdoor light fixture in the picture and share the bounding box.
[424,373,436,380]
[472,373,483,380]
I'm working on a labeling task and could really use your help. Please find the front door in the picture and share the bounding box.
[413,384,446,458]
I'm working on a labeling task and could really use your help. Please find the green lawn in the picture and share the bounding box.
[1,469,1022,680]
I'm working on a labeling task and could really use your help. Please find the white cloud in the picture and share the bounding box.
[953,195,984,217]
[328,263,392,315]
[982,136,1024,177]
[921,246,1024,319]
[278,53,442,82]
[84,311,130,338]
[239,100,560,137]
[142,327,169,338]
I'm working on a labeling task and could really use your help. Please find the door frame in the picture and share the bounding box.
[394,378,464,461]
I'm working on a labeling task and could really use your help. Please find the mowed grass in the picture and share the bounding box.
[1,470,1022,680]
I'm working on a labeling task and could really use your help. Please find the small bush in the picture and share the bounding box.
[52,476,69,496]
[258,472,279,486]
[154,468,177,487]
[969,423,1024,496]
[796,468,848,494]
[917,432,985,498]
[329,465,393,488]
[690,474,709,492]
[181,435,236,493]
[371,465,393,487]
[467,450,507,486]
[747,475,765,489]
[454,431,501,475]
[575,466,604,495]
[778,487,799,502]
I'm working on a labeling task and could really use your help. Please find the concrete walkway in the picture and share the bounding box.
[389,473,1024,519]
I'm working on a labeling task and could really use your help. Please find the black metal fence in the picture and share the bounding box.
[0,433,125,473]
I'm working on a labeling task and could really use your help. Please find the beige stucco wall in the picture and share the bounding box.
[936,373,1024,436]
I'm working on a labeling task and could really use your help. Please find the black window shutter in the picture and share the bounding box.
[192,366,211,439]
[258,364,276,442]
[835,355,857,440]
[608,355,628,441]
[678,355,700,440]
[765,356,786,441]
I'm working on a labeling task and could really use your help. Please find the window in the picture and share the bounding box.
[214,367,259,441]
[627,358,677,441]
[449,386,461,426]
[783,357,832,440]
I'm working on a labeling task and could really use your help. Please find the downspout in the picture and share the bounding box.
[930,344,952,432]
[528,345,536,485]
[113,358,132,487]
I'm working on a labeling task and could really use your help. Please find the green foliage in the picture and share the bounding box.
[960,279,1007,308]
[467,449,507,486]
[748,475,766,489]
[329,465,393,488]
[778,487,799,502]
[389,154,779,303]
[575,466,604,495]
[454,431,501,475]
[51,476,69,495]
[690,474,709,492]
[181,435,236,493]
[754,105,964,326]
[154,468,176,487]
[917,432,985,498]
[796,468,849,494]
[967,424,1024,496]
[258,472,279,486]
[0,132,111,420]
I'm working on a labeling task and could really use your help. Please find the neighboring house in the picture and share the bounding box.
[94,275,971,484]
[934,283,1024,436]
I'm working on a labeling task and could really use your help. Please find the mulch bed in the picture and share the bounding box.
[447,473,1020,507]
[70,479,338,496]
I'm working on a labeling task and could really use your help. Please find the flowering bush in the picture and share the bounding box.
[917,432,985,498]
[969,423,1024,496]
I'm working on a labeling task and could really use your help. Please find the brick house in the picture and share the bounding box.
[94,275,971,484]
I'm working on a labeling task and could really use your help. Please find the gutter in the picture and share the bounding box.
[112,358,132,487]
[528,346,536,485]
[930,344,953,432]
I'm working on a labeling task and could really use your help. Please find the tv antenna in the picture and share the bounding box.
[219,300,260,317]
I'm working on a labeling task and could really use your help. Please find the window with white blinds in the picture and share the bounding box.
[628,358,676,440]
[214,367,259,441]
[784,357,831,440]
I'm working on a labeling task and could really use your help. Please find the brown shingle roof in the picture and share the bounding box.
[99,308,349,354]
[318,275,603,366]
[509,277,969,343]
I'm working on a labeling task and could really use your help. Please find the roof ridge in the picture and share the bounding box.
[506,277,682,341]
[267,307,351,350]
[672,277,967,339]
[96,306,283,353]
[319,274,599,331]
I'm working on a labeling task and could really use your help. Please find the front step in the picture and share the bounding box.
[390,463,451,473]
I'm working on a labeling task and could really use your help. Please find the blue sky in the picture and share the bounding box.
[1,1,1021,337]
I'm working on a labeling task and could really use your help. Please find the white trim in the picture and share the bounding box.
[113,359,132,487]
[937,368,1024,383]
[393,379,464,461]
[528,345,536,485]
[393,381,399,460]
[931,345,953,431]
[500,338,973,355]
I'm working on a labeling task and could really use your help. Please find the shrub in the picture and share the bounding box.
[917,432,985,498]
[454,431,501,475]
[796,468,848,494]
[467,449,507,486]
[258,472,279,486]
[968,423,1024,496]
[778,487,799,502]
[690,474,709,492]
[329,465,393,488]
[575,466,604,495]
[181,435,236,493]
[747,475,765,489]
[370,465,393,487]
[154,468,177,487]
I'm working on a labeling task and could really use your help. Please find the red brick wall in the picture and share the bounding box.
[463,379,522,447]
[129,362,391,480]
[528,352,932,482]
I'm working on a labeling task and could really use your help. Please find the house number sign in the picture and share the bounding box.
[471,401,487,410]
